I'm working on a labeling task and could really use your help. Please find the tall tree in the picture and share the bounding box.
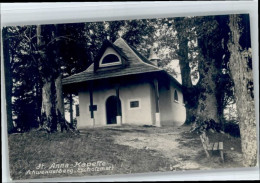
[56,23,90,126]
[192,16,235,126]
[173,15,236,127]
[36,25,66,132]
[122,19,158,58]
[174,17,199,124]
[3,26,42,132]
[228,14,256,167]
[214,15,235,127]
[2,27,14,133]
[195,17,222,123]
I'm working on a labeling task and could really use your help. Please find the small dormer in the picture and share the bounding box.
[94,40,127,72]
[99,47,122,68]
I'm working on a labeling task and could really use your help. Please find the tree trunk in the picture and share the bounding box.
[178,38,196,125]
[2,28,14,133]
[37,25,66,132]
[196,58,219,123]
[228,14,257,167]
[69,93,73,125]
[55,74,66,132]
[40,75,65,132]
[175,18,199,125]
[218,109,225,131]
[40,79,57,132]
[35,74,42,126]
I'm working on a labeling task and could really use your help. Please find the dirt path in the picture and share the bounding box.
[112,125,244,171]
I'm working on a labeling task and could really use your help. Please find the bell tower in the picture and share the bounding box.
[148,46,160,67]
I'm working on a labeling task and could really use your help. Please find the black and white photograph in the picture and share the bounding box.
[1,2,259,182]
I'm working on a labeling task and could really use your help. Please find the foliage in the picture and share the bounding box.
[178,15,236,124]
[3,26,41,132]
[223,120,240,137]
[190,117,240,138]
[168,15,236,125]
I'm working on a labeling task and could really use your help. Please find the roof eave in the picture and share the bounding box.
[62,69,163,86]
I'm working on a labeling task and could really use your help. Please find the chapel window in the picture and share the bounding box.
[130,101,139,108]
[174,90,178,102]
[76,104,80,116]
[101,54,120,64]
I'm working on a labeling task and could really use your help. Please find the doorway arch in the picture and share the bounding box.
[106,96,121,124]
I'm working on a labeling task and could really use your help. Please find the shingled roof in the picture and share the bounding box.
[62,38,181,87]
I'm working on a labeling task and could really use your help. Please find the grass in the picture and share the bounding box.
[8,127,170,180]
[8,125,244,180]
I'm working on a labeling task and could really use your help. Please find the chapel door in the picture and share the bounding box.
[106,96,121,124]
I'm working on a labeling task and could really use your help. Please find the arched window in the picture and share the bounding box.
[174,90,178,102]
[102,54,120,64]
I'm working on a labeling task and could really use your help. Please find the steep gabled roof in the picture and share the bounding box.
[62,38,181,87]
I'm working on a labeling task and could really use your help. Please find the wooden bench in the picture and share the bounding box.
[200,132,224,162]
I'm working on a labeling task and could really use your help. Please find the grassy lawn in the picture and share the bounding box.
[8,125,244,180]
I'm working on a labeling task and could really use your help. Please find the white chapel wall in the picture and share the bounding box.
[159,84,175,126]
[120,82,153,125]
[170,83,186,126]
[77,80,154,129]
